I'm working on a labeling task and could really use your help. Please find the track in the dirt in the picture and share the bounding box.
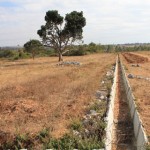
[112,60,135,150]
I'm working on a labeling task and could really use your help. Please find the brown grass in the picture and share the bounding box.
[120,52,150,137]
[0,54,116,140]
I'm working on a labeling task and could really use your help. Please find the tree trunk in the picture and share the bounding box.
[32,51,35,60]
[58,52,63,61]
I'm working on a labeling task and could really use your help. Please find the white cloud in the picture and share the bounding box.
[0,0,150,46]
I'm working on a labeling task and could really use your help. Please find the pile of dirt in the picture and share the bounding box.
[122,52,149,63]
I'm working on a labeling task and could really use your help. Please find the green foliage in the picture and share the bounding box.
[114,44,150,52]
[44,134,77,150]
[146,144,150,150]
[44,133,104,150]
[89,101,106,113]
[64,11,86,39]
[64,43,105,56]
[70,119,83,131]
[38,128,49,139]
[38,48,56,57]
[66,46,87,56]
[0,50,15,58]
[1,133,33,150]
[0,49,30,60]
[24,39,43,59]
[37,10,86,61]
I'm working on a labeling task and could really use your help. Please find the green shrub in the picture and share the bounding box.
[1,133,33,150]
[146,144,150,150]
[0,50,16,58]
[70,119,83,131]
[66,49,87,56]
[44,133,104,150]
[37,128,49,141]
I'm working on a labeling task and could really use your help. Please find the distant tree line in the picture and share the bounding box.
[0,41,105,60]
[1,42,150,60]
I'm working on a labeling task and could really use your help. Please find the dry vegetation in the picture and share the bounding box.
[0,54,116,144]
[121,52,150,138]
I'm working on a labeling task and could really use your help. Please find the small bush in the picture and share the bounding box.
[146,144,150,150]
[66,49,87,56]
[1,133,33,150]
[0,50,16,58]
[44,133,104,150]
[37,128,50,142]
[70,119,83,131]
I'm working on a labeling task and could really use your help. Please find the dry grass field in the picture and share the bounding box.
[121,52,150,138]
[0,54,116,143]
[136,51,150,59]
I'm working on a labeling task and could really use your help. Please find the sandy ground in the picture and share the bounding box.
[121,52,150,139]
[0,54,116,140]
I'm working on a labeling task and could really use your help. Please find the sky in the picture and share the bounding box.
[0,0,150,46]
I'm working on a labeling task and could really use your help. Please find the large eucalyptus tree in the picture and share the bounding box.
[37,10,86,61]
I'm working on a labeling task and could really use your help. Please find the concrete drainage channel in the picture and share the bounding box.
[105,56,148,150]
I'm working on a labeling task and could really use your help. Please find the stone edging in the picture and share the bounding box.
[105,56,118,150]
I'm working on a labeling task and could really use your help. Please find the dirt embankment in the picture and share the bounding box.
[122,52,149,64]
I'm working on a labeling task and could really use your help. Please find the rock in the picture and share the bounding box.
[112,66,115,70]
[106,71,113,77]
[101,80,105,84]
[83,119,89,126]
[90,110,97,115]
[114,119,118,124]
[136,76,142,79]
[146,77,150,81]
[84,129,90,135]
[128,74,134,79]
[131,64,140,67]
[84,114,92,119]
[104,117,108,122]
[58,61,81,66]
[73,130,80,136]
[95,90,107,99]
[96,99,101,103]
[83,115,87,120]
[100,95,105,100]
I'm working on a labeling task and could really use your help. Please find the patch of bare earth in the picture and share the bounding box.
[0,54,116,144]
[121,52,150,140]
[122,52,149,63]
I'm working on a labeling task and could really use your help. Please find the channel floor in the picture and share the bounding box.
[112,61,135,150]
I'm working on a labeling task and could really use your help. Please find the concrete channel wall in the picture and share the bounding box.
[119,59,148,150]
[105,57,118,150]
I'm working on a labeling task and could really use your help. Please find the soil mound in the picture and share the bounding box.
[122,52,149,63]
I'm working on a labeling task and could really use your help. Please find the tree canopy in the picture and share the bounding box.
[37,10,86,61]
[24,39,43,59]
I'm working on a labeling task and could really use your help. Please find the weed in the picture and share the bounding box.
[1,133,33,150]
[44,133,104,150]
[89,101,106,114]
[37,128,50,142]
[70,119,83,131]
[146,144,150,150]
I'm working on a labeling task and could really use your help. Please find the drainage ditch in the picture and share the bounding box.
[112,60,135,150]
